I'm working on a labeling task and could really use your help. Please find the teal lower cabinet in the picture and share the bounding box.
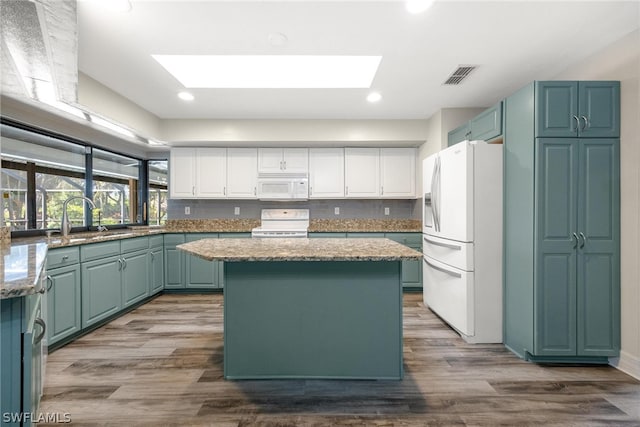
[46,263,81,345]
[1,292,46,427]
[164,234,186,289]
[122,249,149,307]
[185,234,218,289]
[385,233,422,290]
[309,232,347,238]
[81,255,123,328]
[344,232,422,289]
[149,246,164,295]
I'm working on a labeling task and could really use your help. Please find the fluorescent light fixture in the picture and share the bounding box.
[152,55,382,89]
[367,92,382,103]
[406,0,435,14]
[177,91,195,101]
[89,114,136,139]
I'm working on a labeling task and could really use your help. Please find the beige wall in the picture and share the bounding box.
[552,29,640,379]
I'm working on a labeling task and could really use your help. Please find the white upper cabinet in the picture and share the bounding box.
[196,148,227,198]
[344,148,380,198]
[169,148,197,198]
[309,148,344,198]
[227,148,258,198]
[380,148,416,198]
[169,147,231,199]
[258,148,308,173]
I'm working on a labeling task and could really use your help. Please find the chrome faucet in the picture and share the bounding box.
[61,196,96,237]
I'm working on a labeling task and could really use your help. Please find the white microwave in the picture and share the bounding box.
[256,174,309,200]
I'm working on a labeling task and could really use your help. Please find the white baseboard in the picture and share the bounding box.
[610,351,640,380]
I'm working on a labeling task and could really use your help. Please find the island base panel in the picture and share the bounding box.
[224,261,403,380]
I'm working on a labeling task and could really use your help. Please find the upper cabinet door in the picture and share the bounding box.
[257,148,309,173]
[196,148,227,198]
[448,123,471,147]
[169,148,196,198]
[257,148,284,173]
[535,81,579,138]
[309,148,344,198]
[380,148,416,198]
[470,102,503,142]
[227,148,258,198]
[282,148,309,173]
[344,148,380,198]
[578,82,620,138]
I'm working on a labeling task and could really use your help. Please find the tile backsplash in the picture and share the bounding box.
[168,199,421,220]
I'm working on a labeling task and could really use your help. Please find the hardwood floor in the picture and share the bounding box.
[40,293,640,426]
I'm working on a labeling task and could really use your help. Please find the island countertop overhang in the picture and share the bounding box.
[177,237,422,262]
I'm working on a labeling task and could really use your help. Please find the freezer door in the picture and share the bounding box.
[436,142,474,242]
[422,254,474,337]
[422,234,474,272]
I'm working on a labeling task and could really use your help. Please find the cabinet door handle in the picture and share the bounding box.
[580,115,589,131]
[579,232,586,248]
[122,258,127,269]
[192,186,195,196]
[46,275,54,291]
[345,186,349,196]
[572,232,579,249]
[381,186,384,195]
[254,187,257,196]
[117,258,123,271]
[150,252,155,261]
[34,318,46,345]
[309,186,313,196]
[223,187,226,196]
[283,160,287,170]
[573,115,580,132]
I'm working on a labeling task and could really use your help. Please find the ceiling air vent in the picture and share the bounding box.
[443,65,477,85]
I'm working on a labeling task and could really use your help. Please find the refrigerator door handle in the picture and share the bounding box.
[432,157,441,232]
[423,236,462,250]
[423,256,462,278]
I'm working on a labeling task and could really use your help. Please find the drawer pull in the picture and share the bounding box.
[423,236,462,250]
[62,255,69,261]
[423,257,462,278]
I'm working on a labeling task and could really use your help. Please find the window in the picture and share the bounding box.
[92,148,141,226]
[1,127,87,231]
[1,122,149,235]
[148,160,168,226]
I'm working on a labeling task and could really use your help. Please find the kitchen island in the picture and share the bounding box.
[177,238,421,380]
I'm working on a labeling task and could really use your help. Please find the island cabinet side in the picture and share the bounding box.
[223,260,403,380]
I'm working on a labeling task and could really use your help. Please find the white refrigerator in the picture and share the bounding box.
[422,141,503,343]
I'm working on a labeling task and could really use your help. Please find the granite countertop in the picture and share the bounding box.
[177,238,423,262]
[1,219,422,299]
[0,242,48,299]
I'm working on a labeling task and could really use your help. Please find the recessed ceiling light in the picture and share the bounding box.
[406,0,435,14]
[177,91,194,101]
[367,92,382,103]
[153,55,382,89]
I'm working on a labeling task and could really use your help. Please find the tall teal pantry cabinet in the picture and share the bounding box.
[504,81,620,362]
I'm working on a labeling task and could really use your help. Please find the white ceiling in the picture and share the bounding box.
[77,0,639,121]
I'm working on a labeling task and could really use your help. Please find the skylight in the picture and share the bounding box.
[152,55,382,89]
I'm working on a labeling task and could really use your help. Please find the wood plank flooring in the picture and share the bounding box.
[40,293,640,426]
